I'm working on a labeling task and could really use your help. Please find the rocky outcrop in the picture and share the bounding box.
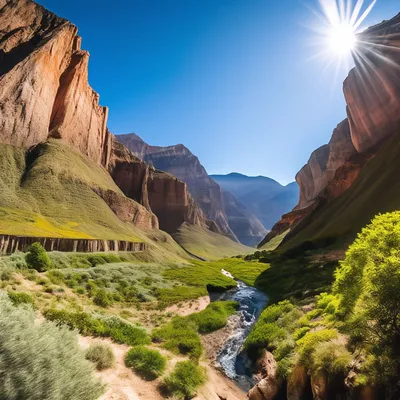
[108,136,207,234]
[0,0,110,165]
[296,120,356,209]
[345,13,400,153]
[117,133,241,241]
[261,13,400,248]
[248,351,281,400]
[0,234,146,255]
[221,190,266,246]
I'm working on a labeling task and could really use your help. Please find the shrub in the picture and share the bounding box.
[0,294,103,399]
[25,242,51,272]
[47,270,65,284]
[44,309,150,346]
[125,346,166,379]
[87,255,107,267]
[296,329,337,366]
[188,301,239,333]
[7,291,34,306]
[85,343,115,370]
[164,361,206,399]
[152,317,202,359]
[93,289,113,308]
[312,341,352,375]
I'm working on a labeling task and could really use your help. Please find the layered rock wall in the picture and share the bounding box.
[0,234,146,255]
[108,137,207,234]
[0,0,109,165]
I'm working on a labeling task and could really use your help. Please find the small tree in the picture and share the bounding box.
[25,242,51,272]
[333,212,400,387]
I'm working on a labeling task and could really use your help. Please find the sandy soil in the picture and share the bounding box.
[165,295,210,316]
[79,335,246,400]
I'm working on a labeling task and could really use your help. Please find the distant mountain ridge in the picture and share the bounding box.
[118,133,267,246]
[211,173,299,230]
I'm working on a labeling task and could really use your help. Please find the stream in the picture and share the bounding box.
[210,269,268,391]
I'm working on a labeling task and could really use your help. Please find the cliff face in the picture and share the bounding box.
[0,0,211,238]
[0,0,110,165]
[261,13,400,248]
[118,133,257,243]
[108,136,207,234]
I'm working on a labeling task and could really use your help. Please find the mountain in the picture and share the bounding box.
[118,133,267,246]
[260,12,400,250]
[0,0,250,260]
[211,173,299,230]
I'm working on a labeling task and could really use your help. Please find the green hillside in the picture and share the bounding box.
[282,129,400,250]
[0,139,145,241]
[173,223,253,260]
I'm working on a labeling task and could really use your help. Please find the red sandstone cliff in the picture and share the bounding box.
[0,0,110,165]
[260,12,400,248]
[0,0,211,237]
[107,136,208,234]
[117,133,265,243]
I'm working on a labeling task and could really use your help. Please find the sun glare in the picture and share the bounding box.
[329,23,357,54]
[310,0,377,71]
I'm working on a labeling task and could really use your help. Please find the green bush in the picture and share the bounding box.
[188,301,239,333]
[296,329,337,366]
[164,361,206,399]
[312,341,352,375]
[25,242,51,272]
[85,343,115,370]
[93,289,113,307]
[152,317,202,359]
[0,294,103,399]
[44,309,150,346]
[47,270,65,284]
[7,291,34,306]
[125,346,166,379]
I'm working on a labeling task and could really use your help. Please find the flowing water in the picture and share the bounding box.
[210,269,268,391]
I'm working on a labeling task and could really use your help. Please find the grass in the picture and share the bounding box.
[163,361,206,399]
[44,309,151,346]
[0,140,144,240]
[125,346,166,380]
[203,258,270,286]
[85,343,115,370]
[173,223,253,260]
[152,300,239,358]
[187,300,239,333]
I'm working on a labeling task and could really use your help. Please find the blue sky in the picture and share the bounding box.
[40,0,399,184]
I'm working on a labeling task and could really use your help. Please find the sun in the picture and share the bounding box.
[329,23,357,55]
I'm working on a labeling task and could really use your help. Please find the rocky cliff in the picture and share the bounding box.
[0,0,110,166]
[261,12,400,249]
[0,0,212,239]
[108,136,207,234]
[118,133,267,244]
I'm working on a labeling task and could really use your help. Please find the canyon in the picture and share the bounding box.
[0,0,245,253]
[118,133,269,246]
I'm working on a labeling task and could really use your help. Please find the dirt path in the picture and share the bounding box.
[79,336,246,400]
[165,295,210,317]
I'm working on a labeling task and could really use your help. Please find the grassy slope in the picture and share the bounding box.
[173,223,253,260]
[0,140,146,240]
[282,129,400,250]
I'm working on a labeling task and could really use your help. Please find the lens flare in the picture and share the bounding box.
[307,0,377,75]
[329,22,357,54]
